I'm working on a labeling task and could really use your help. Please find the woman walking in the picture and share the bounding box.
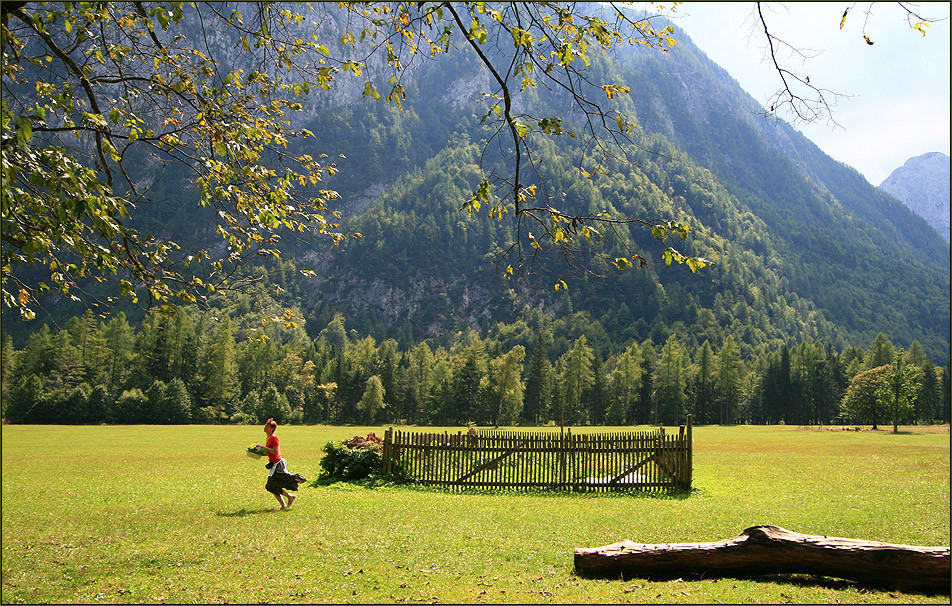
[256,418,306,510]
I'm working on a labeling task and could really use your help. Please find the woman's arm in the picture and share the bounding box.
[256,443,279,455]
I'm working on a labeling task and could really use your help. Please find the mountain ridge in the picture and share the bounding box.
[878,152,951,243]
[4,9,949,361]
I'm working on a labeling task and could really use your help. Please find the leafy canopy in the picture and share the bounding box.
[1,1,707,322]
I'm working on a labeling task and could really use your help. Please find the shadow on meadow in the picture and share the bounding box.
[215,507,281,517]
[737,573,948,598]
[311,475,696,500]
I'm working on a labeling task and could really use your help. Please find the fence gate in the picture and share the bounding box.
[382,416,692,492]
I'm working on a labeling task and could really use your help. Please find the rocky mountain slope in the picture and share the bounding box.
[879,152,951,242]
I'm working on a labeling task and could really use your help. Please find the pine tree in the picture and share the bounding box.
[489,346,525,426]
[692,340,716,424]
[715,336,741,425]
[656,335,687,425]
[915,360,940,424]
[408,341,435,424]
[1,332,17,415]
[587,353,608,425]
[608,341,642,425]
[941,358,952,424]
[521,331,550,425]
[558,335,595,425]
[100,313,135,394]
[866,333,895,370]
[638,344,656,425]
[202,318,239,419]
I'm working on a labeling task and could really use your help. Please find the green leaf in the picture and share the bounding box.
[362,81,381,100]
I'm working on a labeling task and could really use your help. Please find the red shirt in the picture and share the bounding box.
[266,434,282,463]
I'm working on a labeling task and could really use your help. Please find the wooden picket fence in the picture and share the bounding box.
[381,416,692,492]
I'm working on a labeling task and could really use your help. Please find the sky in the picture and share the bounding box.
[669,2,951,185]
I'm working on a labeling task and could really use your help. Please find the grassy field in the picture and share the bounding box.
[1,423,949,604]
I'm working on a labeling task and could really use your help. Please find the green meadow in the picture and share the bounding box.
[1,424,949,604]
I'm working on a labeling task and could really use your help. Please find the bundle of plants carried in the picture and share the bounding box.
[246,443,266,458]
[318,433,386,481]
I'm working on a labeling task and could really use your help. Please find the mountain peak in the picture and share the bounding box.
[879,152,951,242]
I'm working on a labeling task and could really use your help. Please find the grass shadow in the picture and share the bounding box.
[311,475,696,500]
[215,507,280,517]
[577,571,949,597]
[741,573,949,596]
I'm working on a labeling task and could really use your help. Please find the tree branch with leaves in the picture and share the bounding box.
[2,1,711,323]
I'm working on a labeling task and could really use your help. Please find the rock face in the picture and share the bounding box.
[879,152,951,243]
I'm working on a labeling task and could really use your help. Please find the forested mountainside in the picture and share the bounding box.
[879,152,951,243]
[3,5,950,430]
[3,9,949,365]
[278,18,951,360]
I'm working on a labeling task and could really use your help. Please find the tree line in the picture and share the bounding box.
[2,305,949,428]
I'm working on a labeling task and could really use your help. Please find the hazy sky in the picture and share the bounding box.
[669,2,951,185]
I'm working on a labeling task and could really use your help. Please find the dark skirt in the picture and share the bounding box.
[265,459,307,495]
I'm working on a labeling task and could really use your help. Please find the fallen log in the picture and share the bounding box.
[574,525,950,594]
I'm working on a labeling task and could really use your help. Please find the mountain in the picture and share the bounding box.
[277,15,949,359]
[5,8,950,362]
[878,152,951,242]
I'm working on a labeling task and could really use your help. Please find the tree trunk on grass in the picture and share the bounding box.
[574,525,950,594]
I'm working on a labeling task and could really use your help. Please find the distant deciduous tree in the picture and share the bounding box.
[357,374,386,424]
[877,350,919,433]
[841,364,890,429]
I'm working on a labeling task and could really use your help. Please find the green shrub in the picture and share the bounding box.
[318,440,383,481]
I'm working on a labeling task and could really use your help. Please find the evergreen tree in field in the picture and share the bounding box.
[87,384,112,424]
[450,349,484,425]
[201,318,239,420]
[691,340,716,424]
[137,312,174,385]
[587,353,609,425]
[715,336,742,425]
[100,312,135,395]
[656,335,688,425]
[942,358,952,424]
[607,341,642,426]
[62,383,92,424]
[866,333,896,370]
[408,341,435,425]
[638,344,656,425]
[521,331,550,425]
[1,332,17,415]
[160,378,192,424]
[760,348,794,424]
[558,336,595,426]
[824,342,849,423]
[5,374,45,423]
[144,380,168,424]
[489,345,525,426]
[914,360,941,424]
[66,311,105,387]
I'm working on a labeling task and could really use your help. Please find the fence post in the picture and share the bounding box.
[383,427,393,475]
[685,415,693,490]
